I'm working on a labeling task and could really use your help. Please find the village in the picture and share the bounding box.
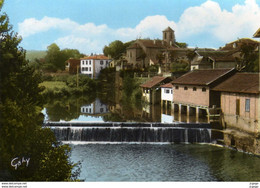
[62,26,260,155]
[3,0,260,182]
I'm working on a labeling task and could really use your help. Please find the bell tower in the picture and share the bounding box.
[162,27,175,45]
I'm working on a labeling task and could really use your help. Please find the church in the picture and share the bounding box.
[125,27,188,71]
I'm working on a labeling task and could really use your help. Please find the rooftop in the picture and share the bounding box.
[81,55,110,60]
[172,68,235,86]
[253,28,260,38]
[160,83,173,88]
[212,73,259,94]
[163,26,174,32]
[140,76,172,88]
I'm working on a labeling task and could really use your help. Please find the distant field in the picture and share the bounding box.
[26,50,47,61]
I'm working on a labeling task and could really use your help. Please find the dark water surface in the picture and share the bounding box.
[69,143,260,182]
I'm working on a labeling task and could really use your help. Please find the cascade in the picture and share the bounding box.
[50,126,211,143]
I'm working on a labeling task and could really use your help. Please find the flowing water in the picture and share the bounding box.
[44,96,260,182]
[70,143,260,182]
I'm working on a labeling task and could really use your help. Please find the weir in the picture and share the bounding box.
[43,122,211,143]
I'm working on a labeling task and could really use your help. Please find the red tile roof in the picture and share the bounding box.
[160,83,173,88]
[212,73,259,94]
[172,68,235,86]
[81,55,110,60]
[140,76,172,88]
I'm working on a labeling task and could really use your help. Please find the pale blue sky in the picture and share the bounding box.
[2,0,260,54]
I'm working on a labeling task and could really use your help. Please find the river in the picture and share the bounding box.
[43,96,260,181]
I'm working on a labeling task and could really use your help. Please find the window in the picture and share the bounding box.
[81,68,84,72]
[106,61,109,66]
[89,61,91,65]
[89,108,91,113]
[86,67,88,71]
[86,108,88,113]
[165,89,170,94]
[86,60,88,65]
[193,87,197,91]
[164,32,167,39]
[82,108,85,113]
[82,61,84,65]
[175,86,179,90]
[184,87,188,90]
[170,89,172,94]
[100,60,103,65]
[202,87,206,92]
[89,67,91,71]
[245,99,250,112]
[100,108,103,113]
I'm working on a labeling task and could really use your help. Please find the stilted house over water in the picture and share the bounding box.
[140,76,172,104]
[171,68,236,119]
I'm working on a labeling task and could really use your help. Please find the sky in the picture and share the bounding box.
[2,0,260,55]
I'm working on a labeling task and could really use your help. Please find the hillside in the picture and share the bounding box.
[26,50,47,62]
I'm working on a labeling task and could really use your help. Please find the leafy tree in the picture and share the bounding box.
[0,1,80,181]
[103,40,134,60]
[237,43,259,72]
[44,43,64,71]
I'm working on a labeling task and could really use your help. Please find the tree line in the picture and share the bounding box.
[0,1,80,181]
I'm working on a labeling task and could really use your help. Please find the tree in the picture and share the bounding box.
[103,40,134,60]
[0,1,80,181]
[237,43,258,72]
[44,43,64,71]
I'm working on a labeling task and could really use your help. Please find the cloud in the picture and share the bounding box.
[18,16,78,37]
[176,0,260,42]
[18,0,260,54]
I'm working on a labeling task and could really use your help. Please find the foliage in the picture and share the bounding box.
[40,74,97,98]
[103,40,134,60]
[171,61,189,73]
[237,43,259,72]
[28,44,84,72]
[0,1,80,181]
[175,42,188,48]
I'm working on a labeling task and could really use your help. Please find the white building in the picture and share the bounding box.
[161,83,173,103]
[80,55,111,79]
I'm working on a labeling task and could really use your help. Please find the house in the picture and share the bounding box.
[140,76,172,104]
[160,83,173,105]
[126,27,188,71]
[171,68,236,118]
[212,73,259,134]
[80,55,112,79]
[190,50,237,70]
[65,58,80,74]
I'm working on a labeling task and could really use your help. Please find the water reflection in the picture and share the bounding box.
[43,96,209,123]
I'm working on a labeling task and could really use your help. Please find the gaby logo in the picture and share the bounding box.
[11,157,30,170]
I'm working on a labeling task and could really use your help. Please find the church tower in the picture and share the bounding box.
[162,27,175,46]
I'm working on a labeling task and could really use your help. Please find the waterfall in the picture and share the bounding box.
[50,126,211,143]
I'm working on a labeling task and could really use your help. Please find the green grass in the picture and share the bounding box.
[40,81,68,90]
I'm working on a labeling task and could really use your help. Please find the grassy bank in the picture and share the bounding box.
[40,74,97,98]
